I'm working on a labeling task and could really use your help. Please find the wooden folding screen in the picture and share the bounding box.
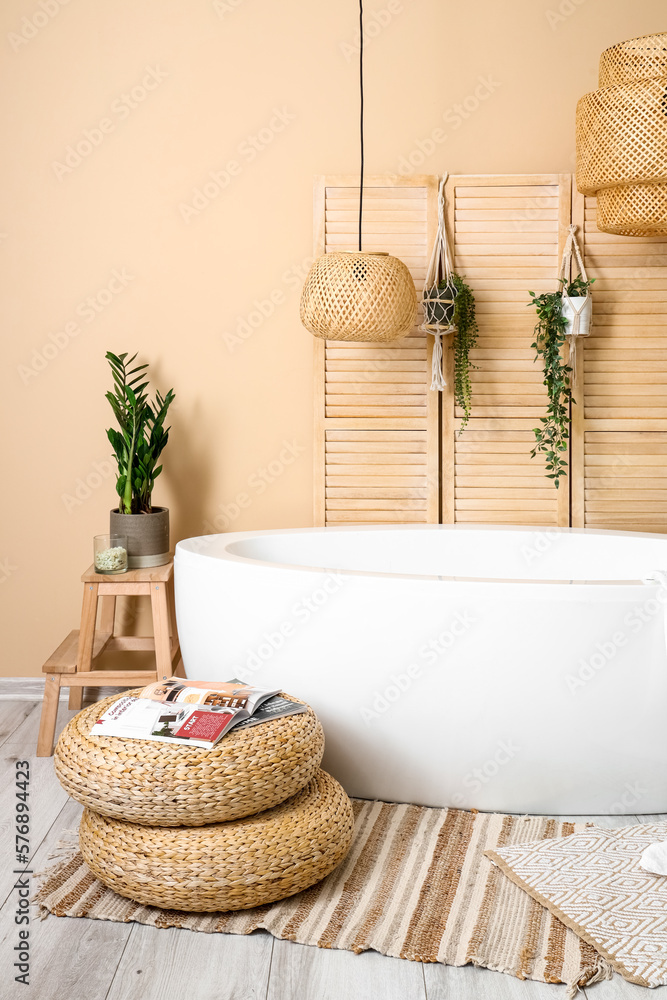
[313,174,667,532]
[571,191,667,532]
[441,174,571,526]
[313,176,439,526]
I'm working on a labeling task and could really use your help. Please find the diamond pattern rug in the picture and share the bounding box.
[487,822,667,988]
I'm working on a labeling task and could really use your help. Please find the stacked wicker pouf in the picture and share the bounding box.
[54,691,354,912]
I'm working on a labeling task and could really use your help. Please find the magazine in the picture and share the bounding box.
[90,679,307,749]
[90,696,246,749]
[140,678,280,714]
[222,677,308,731]
[233,694,307,730]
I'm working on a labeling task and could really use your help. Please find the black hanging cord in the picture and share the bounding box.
[358,0,364,252]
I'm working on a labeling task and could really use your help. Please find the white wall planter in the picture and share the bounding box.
[561,294,592,338]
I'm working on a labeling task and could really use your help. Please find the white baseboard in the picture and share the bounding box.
[0,677,125,702]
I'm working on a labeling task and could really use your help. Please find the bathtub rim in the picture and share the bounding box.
[174,523,667,588]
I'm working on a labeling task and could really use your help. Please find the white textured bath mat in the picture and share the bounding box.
[487,822,667,988]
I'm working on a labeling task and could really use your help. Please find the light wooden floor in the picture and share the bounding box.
[0,696,665,1000]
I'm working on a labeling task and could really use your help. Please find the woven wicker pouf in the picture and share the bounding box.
[55,691,324,827]
[78,769,354,911]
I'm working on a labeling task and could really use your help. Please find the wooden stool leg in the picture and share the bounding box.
[151,582,174,681]
[37,674,62,756]
[167,577,178,644]
[74,582,99,710]
[75,595,116,706]
[68,687,83,710]
[99,595,116,635]
[167,576,183,676]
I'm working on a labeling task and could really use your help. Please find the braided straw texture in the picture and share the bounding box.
[78,770,354,911]
[597,182,667,236]
[599,32,667,87]
[55,691,324,827]
[577,32,667,235]
[576,80,667,194]
[300,252,417,342]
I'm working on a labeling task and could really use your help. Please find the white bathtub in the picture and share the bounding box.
[175,525,667,815]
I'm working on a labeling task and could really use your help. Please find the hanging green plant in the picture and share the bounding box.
[528,289,573,489]
[450,272,478,432]
[560,274,595,298]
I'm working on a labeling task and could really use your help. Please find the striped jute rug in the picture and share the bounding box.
[34,801,612,994]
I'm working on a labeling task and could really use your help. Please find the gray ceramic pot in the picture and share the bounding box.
[109,507,170,568]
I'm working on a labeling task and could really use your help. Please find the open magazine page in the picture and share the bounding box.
[140,678,279,714]
[90,696,247,749]
[233,694,307,729]
[224,678,307,729]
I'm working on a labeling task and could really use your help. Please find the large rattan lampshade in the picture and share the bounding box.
[300,251,416,343]
[576,32,667,236]
[300,0,417,343]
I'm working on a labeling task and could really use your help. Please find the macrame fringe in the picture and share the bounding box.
[430,332,447,390]
[567,957,614,998]
[569,339,578,386]
[32,830,81,920]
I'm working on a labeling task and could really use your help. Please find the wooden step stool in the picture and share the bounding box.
[37,559,182,756]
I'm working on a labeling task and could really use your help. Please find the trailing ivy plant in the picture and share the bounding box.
[105,351,175,514]
[527,290,573,489]
[448,273,479,432]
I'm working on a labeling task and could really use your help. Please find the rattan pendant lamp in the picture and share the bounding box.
[576,32,667,235]
[300,1,416,343]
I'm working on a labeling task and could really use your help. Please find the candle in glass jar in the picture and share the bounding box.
[94,534,128,574]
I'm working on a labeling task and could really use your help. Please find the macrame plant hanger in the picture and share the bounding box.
[558,222,592,383]
[421,174,457,390]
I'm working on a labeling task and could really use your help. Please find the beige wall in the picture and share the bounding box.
[1,0,664,677]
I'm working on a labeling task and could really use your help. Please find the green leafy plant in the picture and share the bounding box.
[450,273,479,432]
[560,274,595,297]
[105,351,175,514]
[527,291,573,489]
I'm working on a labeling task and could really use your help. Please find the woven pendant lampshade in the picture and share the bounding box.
[300,251,416,343]
[576,31,667,236]
[300,0,417,343]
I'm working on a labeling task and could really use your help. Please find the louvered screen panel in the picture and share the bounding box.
[443,174,572,526]
[572,191,667,533]
[313,176,439,526]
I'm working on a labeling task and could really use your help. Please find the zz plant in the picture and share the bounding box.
[527,290,573,489]
[105,351,175,514]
